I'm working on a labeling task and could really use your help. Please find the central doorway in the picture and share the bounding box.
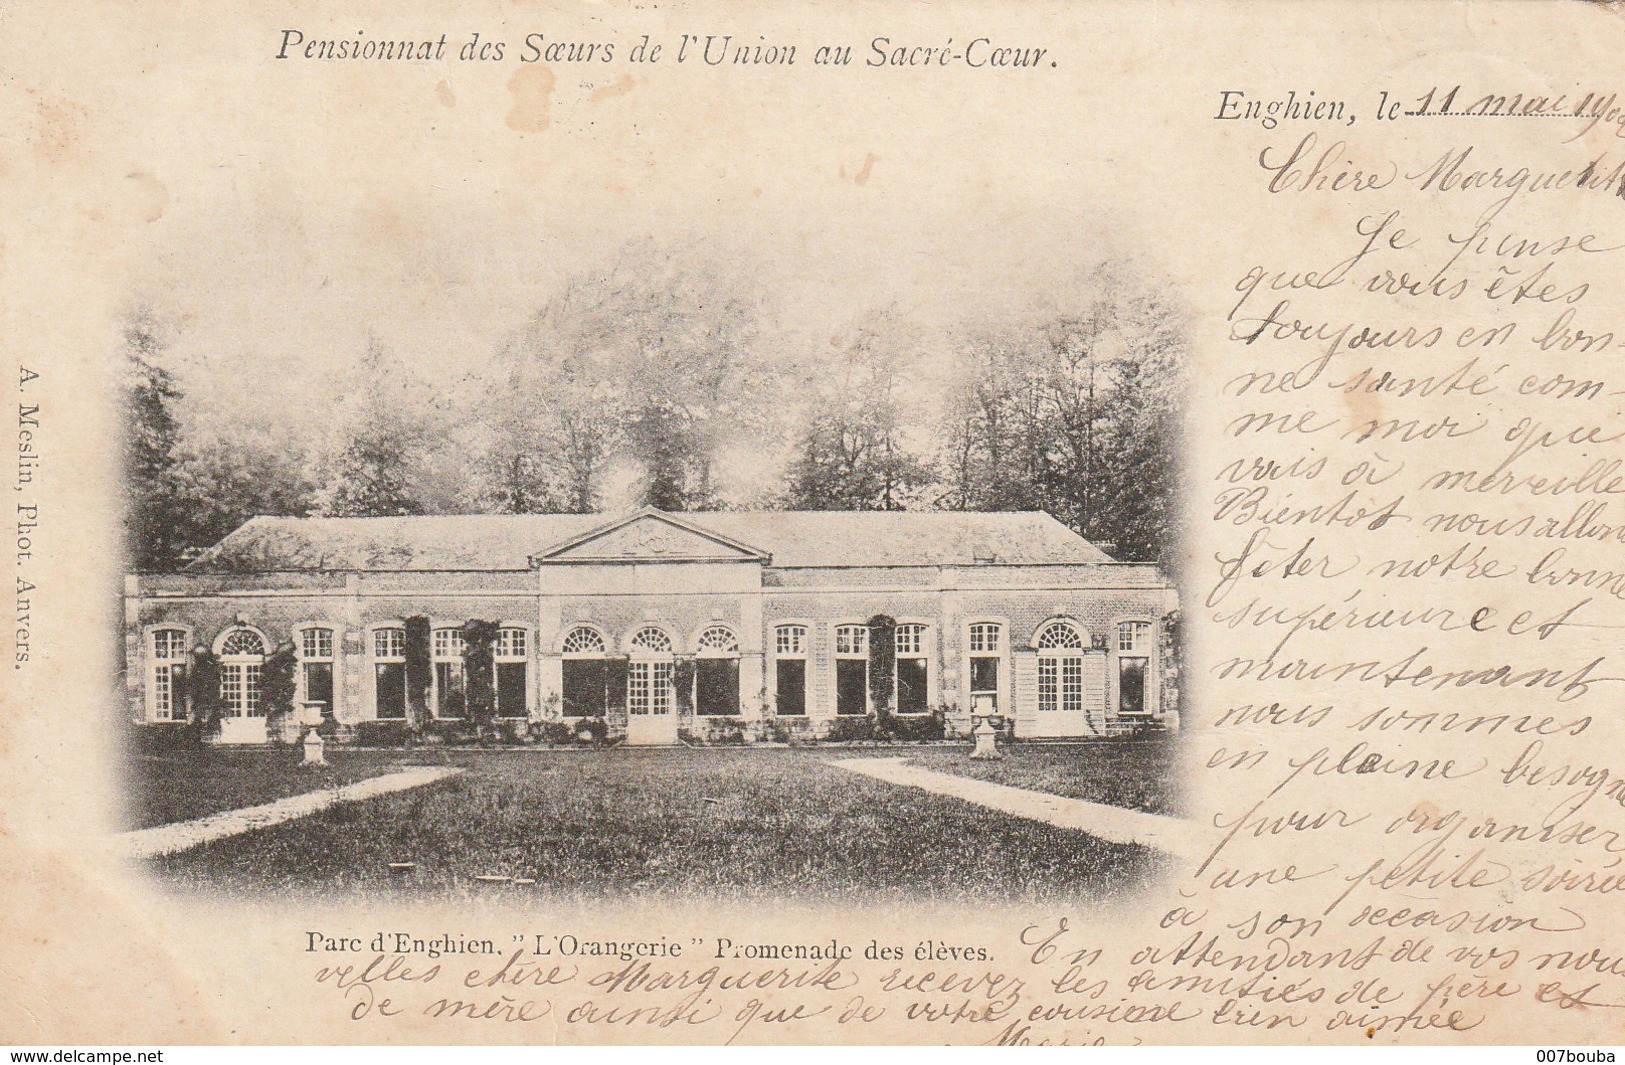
[626,626,678,746]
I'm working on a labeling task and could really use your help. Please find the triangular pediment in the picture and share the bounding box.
[530,509,770,566]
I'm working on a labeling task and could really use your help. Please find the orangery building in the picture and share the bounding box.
[123,508,1179,745]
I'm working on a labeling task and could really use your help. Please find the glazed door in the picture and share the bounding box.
[1031,653,1106,738]
[626,661,677,745]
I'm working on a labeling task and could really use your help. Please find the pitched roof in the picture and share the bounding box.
[184,509,1117,572]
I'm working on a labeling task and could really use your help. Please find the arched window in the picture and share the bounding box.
[495,627,529,718]
[150,628,189,722]
[696,625,739,654]
[773,624,808,717]
[895,623,931,715]
[562,626,606,655]
[1116,620,1156,716]
[1036,620,1086,650]
[217,628,266,719]
[560,626,607,718]
[628,626,674,718]
[695,625,740,717]
[372,626,407,720]
[297,626,336,719]
[834,624,869,717]
[432,627,467,719]
[1035,620,1086,715]
[631,626,674,654]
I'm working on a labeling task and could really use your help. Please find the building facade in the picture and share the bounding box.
[124,509,1178,745]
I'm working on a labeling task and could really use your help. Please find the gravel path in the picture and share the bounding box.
[117,766,464,859]
[831,756,1202,859]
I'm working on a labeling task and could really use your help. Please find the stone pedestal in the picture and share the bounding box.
[969,718,1003,760]
[301,728,327,766]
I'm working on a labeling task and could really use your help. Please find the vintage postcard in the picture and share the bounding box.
[2,0,1623,1048]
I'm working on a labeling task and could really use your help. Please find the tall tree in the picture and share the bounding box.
[170,423,316,548]
[120,308,189,570]
[310,340,435,517]
[782,310,929,511]
[483,240,780,512]
[602,242,774,510]
[470,278,625,514]
[936,262,1187,563]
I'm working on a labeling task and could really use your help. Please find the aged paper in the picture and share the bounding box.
[3,0,1624,1048]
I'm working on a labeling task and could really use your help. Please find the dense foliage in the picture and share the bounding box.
[403,616,432,732]
[460,620,501,727]
[121,246,1186,570]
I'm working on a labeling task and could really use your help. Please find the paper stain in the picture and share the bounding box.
[32,97,86,167]
[591,74,637,102]
[435,80,456,108]
[1343,379,1382,429]
[506,65,555,132]
[851,152,879,186]
[124,171,169,223]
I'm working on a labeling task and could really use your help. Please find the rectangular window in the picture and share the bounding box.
[970,656,999,695]
[653,662,672,714]
[775,625,806,655]
[155,663,188,720]
[220,664,242,718]
[496,628,527,658]
[1119,657,1148,715]
[374,662,406,719]
[562,659,607,717]
[303,661,334,715]
[836,658,867,716]
[496,661,528,717]
[562,656,607,715]
[153,629,188,660]
[433,629,467,659]
[696,658,741,716]
[775,659,806,716]
[969,623,1001,653]
[1038,658,1057,713]
[301,628,334,660]
[435,661,467,718]
[835,626,867,656]
[894,624,929,714]
[1119,621,1152,652]
[152,630,189,721]
[373,628,405,659]
[897,657,929,714]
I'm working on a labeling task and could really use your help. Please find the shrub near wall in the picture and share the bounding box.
[260,642,298,744]
[187,649,221,741]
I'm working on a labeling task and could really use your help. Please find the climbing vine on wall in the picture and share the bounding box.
[261,642,298,728]
[867,613,896,727]
[404,615,432,732]
[461,619,500,726]
[188,648,221,740]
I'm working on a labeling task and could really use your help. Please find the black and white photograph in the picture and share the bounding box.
[116,221,1191,903]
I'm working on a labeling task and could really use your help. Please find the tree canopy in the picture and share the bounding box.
[121,244,1187,570]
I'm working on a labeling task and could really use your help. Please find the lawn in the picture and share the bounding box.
[123,747,423,830]
[137,747,1168,904]
[897,738,1184,816]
